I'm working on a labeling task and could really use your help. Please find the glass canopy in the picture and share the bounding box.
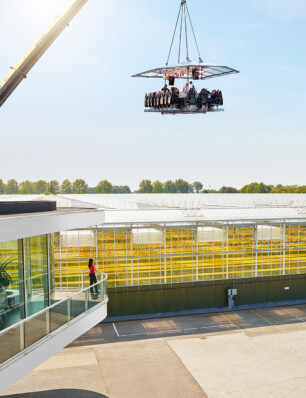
[132,62,239,80]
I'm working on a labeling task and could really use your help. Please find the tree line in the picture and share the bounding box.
[0,179,131,195]
[0,179,306,195]
[139,180,306,193]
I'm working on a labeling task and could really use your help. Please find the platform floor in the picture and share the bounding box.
[3,304,306,397]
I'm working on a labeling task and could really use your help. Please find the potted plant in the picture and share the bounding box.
[0,258,13,302]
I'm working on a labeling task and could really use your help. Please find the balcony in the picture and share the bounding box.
[0,272,108,394]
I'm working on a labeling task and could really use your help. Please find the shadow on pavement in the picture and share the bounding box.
[4,390,108,398]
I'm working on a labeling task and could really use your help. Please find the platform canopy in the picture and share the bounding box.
[132,62,239,81]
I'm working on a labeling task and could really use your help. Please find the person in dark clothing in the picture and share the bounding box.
[88,258,101,294]
[161,84,170,94]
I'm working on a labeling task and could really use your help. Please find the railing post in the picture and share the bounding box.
[81,270,84,290]
[19,322,25,351]
[46,310,50,334]
[85,290,88,311]
[67,299,71,321]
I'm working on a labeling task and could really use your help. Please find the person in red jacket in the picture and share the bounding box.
[88,258,101,295]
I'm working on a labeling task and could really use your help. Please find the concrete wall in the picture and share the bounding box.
[107,274,306,318]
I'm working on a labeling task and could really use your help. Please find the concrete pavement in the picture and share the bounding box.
[3,304,306,398]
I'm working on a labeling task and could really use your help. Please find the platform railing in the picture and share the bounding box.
[53,267,104,291]
[0,273,107,367]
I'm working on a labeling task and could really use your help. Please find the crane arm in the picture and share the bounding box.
[0,0,88,107]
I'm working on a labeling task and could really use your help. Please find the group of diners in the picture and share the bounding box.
[145,81,223,111]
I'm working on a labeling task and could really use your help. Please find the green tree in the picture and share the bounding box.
[61,179,73,194]
[139,180,153,193]
[192,181,203,193]
[164,180,177,193]
[48,180,60,194]
[175,179,189,193]
[6,179,19,194]
[113,185,131,194]
[95,180,113,194]
[19,180,35,194]
[219,186,239,193]
[34,180,48,194]
[295,186,306,193]
[72,179,88,194]
[0,179,5,195]
[240,182,272,194]
[152,180,164,193]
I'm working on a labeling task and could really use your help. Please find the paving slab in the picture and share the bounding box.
[94,340,206,398]
[2,349,108,397]
[168,330,306,398]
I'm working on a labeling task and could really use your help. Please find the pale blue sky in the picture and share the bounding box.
[0,0,305,190]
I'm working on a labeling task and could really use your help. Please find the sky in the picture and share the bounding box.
[0,0,306,190]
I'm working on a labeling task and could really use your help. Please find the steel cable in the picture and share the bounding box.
[166,5,182,66]
[186,4,203,62]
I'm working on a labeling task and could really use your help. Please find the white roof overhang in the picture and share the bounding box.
[0,210,105,243]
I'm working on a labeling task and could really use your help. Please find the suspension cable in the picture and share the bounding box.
[186,4,203,62]
[183,4,190,62]
[166,4,182,66]
[166,0,203,66]
[178,6,184,64]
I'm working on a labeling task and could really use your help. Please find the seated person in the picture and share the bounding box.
[189,81,198,94]
[187,86,197,105]
[197,88,211,111]
[161,84,170,94]
[171,87,180,97]
[211,90,222,105]
[181,83,189,94]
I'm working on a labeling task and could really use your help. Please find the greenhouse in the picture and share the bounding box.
[1,193,306,318]
[55,221,306,288]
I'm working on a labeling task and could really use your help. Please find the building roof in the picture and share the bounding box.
[1,194,306,226]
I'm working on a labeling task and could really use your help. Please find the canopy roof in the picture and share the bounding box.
[132,62,239,80]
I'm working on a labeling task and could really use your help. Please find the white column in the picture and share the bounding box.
[196,224,199,281]
[164,226,167,284]
[130,225,133,286]
[283,223,286,275]
[226,225,229,279]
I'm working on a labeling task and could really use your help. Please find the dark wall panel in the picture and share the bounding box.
[107,275,306,318]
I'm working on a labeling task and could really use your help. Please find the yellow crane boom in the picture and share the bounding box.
[0,0,88,107]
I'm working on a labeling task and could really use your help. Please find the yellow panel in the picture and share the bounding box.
[228,226,256,253]
[299,226,306,250]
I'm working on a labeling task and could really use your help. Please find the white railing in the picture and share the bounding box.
[0,273,107,367]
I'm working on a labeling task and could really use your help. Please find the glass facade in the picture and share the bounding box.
[0,235,53,331]
[0,231,108,366]
[54,220,306,288]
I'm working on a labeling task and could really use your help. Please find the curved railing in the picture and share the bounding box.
[0,273,108,367]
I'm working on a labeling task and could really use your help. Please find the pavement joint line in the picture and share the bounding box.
[251,310,274,326]
[221,313,243,331]
[112,323,233,338]
[283,308,306,322]
[112,323,120,337]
